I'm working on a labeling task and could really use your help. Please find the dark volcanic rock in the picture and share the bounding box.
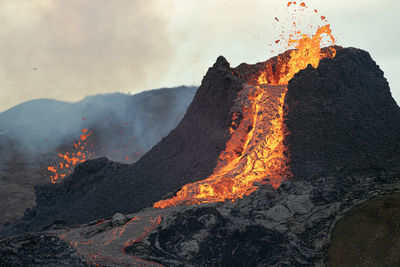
[0,233,86,267]
[6,56,244,233]
[125,171,400,266]
[125,205,289,266]
[285,48,400,179]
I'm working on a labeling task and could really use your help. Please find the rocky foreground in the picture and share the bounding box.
[1,162,399,266]
[124,166,400,266]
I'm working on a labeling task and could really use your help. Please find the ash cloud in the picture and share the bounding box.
[0,0,177,112]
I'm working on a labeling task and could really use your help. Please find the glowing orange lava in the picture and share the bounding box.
[258,24,336,85]
[154,84,290,208]
[47,128,94,183]
[154,19,337,209]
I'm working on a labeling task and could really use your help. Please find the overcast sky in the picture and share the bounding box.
[1,0,399,112]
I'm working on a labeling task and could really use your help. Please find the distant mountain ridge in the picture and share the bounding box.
[0,86,197,161]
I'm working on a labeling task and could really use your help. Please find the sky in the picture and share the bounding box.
[0,0,399,112]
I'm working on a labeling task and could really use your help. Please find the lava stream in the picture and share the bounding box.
[155,85,289,208]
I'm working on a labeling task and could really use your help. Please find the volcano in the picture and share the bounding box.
[2,43,398,238]
[1,43,400,265]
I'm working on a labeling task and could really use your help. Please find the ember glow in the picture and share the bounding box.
[154,1,337,209]
[47,128,94,183]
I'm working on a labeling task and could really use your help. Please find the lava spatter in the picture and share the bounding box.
[47,128,94,183]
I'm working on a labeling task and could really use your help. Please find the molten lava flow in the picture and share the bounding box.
[47,128,94,183]
[154,85,290,208]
